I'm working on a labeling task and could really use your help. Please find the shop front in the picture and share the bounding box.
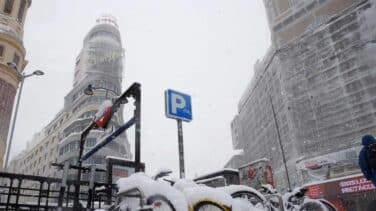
[305,174,376,211]
[238,158,274,189]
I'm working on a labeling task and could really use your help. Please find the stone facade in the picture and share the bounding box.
[0,0,31,170]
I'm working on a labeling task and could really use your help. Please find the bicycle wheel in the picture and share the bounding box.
[318,199,337,211]
[300,200,327,211]
[231,191,264,207]
[147,194,176,211]
[194,201,228,211]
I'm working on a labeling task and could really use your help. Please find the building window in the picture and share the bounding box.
[17,0,26,22]
[3,0,14,14]
[288,0,298,7]
[0,45,4,57]
[13,53,20,66]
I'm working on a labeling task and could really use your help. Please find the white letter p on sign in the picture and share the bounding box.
[171,93,186,114]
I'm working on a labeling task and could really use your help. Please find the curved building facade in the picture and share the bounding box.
[8,16,131,183]
[0,0,31,170]
[59,15,130,181]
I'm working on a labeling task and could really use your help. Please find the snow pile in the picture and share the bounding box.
[95,100,113,119]
[117,173,188,211]
[154,167,173,175]
[232,198,265,211]
[173,179,200,191]
[260,184,277,194]
[95,185,106,191]
[174,179,233,208]
[152,167,172,180]
[181,186,233,208]
[106,156,133,162]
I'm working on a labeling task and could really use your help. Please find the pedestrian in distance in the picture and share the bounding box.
[359,135,376,186]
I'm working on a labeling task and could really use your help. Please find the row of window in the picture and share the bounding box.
[3,0,27,23]
[59,140,80,155]
[45,113,70,136]
[22,138,58,165]
[64,154,104,166]
[84,155,106,165]
[72,95,108,114]
[19,151,58,176]
[62,118,92,138]
[89,30,121,43]
[272,0,328,32]
[59,138,99,156]
[59,138,126,156]
[80,110,98,119]
[65,156,106,167]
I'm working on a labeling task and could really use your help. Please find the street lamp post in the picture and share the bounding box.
[269,94,291,191]
[72,84,121,208]
[74,83,140,208]
[3,62,44,171]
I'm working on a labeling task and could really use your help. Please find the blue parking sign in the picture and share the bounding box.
[165,89,192,122]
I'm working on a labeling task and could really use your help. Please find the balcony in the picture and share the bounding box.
[0,13,23,42]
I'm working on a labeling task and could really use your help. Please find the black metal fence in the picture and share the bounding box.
[0,82,144,210]
[0,171,114,210]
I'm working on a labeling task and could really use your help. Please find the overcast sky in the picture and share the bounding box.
[11,0,270,178]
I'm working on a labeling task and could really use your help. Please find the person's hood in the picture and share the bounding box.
[362,135,376,146]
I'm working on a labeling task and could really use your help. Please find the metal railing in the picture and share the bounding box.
[0,170,114,210]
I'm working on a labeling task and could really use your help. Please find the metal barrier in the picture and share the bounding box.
[0,82,143,210]
[0,170,115,210]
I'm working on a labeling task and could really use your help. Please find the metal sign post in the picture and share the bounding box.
[177,119,185,178]
[165,89,192,179]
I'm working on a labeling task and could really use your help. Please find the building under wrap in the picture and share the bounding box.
[231,0,376,191]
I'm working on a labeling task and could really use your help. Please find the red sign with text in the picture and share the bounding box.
[306,175,375,199]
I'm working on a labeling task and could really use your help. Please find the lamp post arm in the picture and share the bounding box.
[93,87,118,96]
[22,73,35,78]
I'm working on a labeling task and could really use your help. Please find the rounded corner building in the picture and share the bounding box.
[58,15,131,181]
[0,0,32,170]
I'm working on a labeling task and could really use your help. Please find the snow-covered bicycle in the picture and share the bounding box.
[283,187,336,211]
[219,185,267,210]
[112,173,188,211]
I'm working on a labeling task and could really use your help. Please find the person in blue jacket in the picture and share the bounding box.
[359,135,376,186]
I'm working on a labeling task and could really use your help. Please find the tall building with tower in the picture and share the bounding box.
[8,15,131,182]
[0,0,31,170]
[231,0,376,192]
